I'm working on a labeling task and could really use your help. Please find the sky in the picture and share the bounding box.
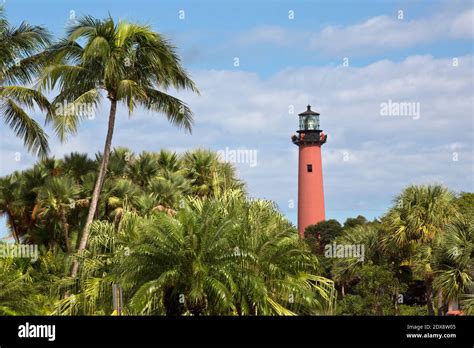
[1,0,473,239]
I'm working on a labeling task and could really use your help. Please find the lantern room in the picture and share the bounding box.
[298,105,320,130]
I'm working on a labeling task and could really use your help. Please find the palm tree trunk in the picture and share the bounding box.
[425,278,435,315]
[59,207,70,252]
[437,290,444,316]
[70,99,117,277]
[6,208,20,243]
[395,288,399,315]
[448,298,459,311]
[376,301,383,315]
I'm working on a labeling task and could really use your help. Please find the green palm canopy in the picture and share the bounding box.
[39,15,199,277]
[0,6,52,157]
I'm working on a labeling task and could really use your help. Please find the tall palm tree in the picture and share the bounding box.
[0,6,51,157]
[382,185,460,315]
[40,16,199,277]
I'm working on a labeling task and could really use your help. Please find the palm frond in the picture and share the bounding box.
[0,99,49,157]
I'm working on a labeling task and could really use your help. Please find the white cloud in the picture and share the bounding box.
[235,26,295,45]
[235,7,473,55]
[450,8,474,38]
[310,15,435,54]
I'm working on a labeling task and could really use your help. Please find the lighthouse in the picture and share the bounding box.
[291,105,327,238]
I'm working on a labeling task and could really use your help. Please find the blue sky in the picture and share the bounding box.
[1,0,473,239]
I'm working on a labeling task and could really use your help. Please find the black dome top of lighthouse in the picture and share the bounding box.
[298,105,320,116]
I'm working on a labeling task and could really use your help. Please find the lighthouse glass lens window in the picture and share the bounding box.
[299,116,305,130]
[305,116,318,130]
[307,164,313,172]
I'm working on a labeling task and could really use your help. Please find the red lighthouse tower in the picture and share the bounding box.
[292,105,327,238]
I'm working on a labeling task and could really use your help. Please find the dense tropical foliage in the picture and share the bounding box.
[1,149,472,315]
[0,149,336,315]
[304,189,473,316]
